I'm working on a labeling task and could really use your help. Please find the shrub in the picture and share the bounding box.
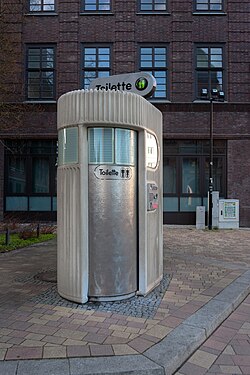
[18,230,36,240]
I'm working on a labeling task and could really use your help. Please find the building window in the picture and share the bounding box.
[163,140,227,217]
[58,128,78,166]
[194,0,223,11]
[81,0,111,11]
[139,0,167,11]
[195,46,224,99]
[5,140,57,212]
[88,128,137,166]
[27,46,55,100]
[29,0,55,12]
[82,46,111,89]
[139,46,168,99]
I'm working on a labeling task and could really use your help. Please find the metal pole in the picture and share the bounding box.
[5,227,10,246]
[208,98,213,230]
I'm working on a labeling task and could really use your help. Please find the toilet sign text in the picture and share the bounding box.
[89,72,156,98]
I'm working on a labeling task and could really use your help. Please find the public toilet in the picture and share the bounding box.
[57,87,163,303]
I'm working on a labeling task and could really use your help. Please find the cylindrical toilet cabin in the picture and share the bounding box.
[57,89,163,303]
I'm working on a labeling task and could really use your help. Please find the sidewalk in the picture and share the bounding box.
[176,294,250,375]
[0,226,249,374]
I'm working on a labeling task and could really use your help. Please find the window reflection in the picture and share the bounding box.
[8,157,26,193]
[182,158,200,194]
[164,158,176,193]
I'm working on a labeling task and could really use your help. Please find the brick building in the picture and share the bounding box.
[0,0,249,226]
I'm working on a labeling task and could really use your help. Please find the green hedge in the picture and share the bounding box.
[0,233,56,252]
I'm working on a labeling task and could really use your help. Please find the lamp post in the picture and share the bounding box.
[201,88,225,230]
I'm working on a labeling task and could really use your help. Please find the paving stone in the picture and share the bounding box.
[219,365,242,374]
[41,335,66,345]
[214,354,235,365]
[26,324,58,335]
[84,332,108,344]
[231,341,250,355]
[67,345,90,357]
[112,344,138,356]
[213,326,237,342]
[20,339,45,347]
[1,227,250,375]
[0,361,18,375]
[17,359,70,375]
[128,337,154,353]
[214,280,250,308]
[89,344,114,357]
[146,324,172,339]
[178,362,208,375]
[144,324,206,374]
[43,345,67,359]
[69,355,164,374]
[240,366,250,374]
[5,346,43,360]
[233,355,250,366]
[188,350,217,369]
[222,345,235,355]
[0,349,7,360]
[54,329,87,341]
[184,300,234,337]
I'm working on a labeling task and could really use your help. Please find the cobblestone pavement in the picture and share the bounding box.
[176,294,250,375]
[0,226,249,362]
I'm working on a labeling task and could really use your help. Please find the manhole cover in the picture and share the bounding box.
[35,271,57,283]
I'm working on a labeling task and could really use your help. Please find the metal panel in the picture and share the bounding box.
[88,164,137,299]
[57,166,86,303]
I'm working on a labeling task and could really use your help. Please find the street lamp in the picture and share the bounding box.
[201,88,225,230]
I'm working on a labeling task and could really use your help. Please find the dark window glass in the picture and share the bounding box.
[82,46,111,89]
[195,46,224,99]
[195,0,223,11]
[139,46,168,99]
[182,158,200,194]
[139,0,167,11]
[82,0,111,11]
[27,46,55,100]
[32,158,50,193]
[164,158,176,193]
[5,140,57,212]
[163,140,226,212]
[29,0,55,12]
[8,157,26,193]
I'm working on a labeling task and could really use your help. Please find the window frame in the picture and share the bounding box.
[194,44,225,100]
[4,140,57,212]
[193,0,225,13]
[163,140,227,213]
[28,0,56,13]
[138,0,168,13]
[139,44,169,101]
[26,45,56,101]
[81,45,112,90]
[81,0,112,12]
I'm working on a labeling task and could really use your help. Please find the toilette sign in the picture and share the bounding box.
[94,165,132,180]
[89,72,156,98]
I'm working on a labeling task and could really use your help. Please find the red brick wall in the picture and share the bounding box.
[0,143,4,221]
[0,0,249,225]
[228,140,250,227]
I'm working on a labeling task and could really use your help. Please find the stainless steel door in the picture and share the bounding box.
[88,128,137,299]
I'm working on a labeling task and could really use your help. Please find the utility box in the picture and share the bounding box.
[196,206,205,229]
[57,89,163,303]
[219,199,239,229]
